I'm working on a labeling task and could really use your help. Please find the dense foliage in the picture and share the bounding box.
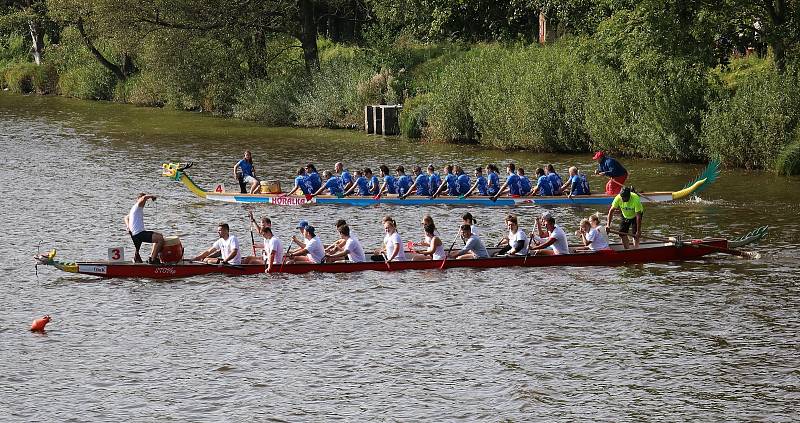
[1,0,799,173]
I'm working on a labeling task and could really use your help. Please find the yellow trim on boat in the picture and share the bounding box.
[671,178,706,200]
[55,262,79,273]
[179,174,207,199]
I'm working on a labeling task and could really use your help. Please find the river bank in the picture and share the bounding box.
[3,34,800,175]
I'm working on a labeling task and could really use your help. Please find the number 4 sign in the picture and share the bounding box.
[108,247,125,262]
[214,184,225,193]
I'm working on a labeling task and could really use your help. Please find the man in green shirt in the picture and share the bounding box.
[607,187,643,249]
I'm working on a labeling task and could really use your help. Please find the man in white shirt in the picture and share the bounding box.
[262,227,284,272]
[124,193,165,264]
[193,223,242,265]
[325,219,358,254]
[242,226,284,272]
[530,215,570,255]
[326,225,365,263]
[287,225,325,263]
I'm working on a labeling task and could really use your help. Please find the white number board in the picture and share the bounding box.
[108,247,125,262]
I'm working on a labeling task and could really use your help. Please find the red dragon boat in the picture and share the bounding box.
[34,227,767,280]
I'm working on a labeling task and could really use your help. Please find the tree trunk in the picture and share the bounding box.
[29,20,44,65]
[299,0,320,73]
[122,53,138,77]
[771,38,786,73]
[765,0,787,73]
[76,18,128,81]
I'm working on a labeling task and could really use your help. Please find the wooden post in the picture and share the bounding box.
[374,106,383,135]
[365,105,402,135]
[539,11,547,44]
[364,105,374,134]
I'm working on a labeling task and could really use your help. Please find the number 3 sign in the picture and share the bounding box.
[108,247,125,262]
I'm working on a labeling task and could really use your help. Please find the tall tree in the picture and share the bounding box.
[1,0,54,64]
[47,0,140,79]
[713,0,800,72]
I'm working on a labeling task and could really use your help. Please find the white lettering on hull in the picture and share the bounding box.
[154,267,177,275]
[271,196,312,206]
[79,265,107,274]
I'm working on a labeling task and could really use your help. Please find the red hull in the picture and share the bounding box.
[57,240,730,279]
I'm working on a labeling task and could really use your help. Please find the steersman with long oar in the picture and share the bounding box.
[607,187,643,249]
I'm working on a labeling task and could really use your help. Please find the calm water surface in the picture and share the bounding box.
[0,93,798,421]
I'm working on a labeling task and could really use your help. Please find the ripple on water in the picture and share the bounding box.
[1,94,799,421]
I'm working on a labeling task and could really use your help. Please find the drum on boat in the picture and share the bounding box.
[260,180,282,194]
[159,236,184,264]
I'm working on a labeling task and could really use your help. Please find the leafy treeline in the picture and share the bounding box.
[1,0,800,173]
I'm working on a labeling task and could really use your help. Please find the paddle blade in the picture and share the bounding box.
[304,194,313,201]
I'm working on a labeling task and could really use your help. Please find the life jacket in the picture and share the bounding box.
[579,173,590,195]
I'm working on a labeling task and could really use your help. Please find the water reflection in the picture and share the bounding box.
[1,93,797,421]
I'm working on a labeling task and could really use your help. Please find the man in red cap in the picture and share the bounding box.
[593,151,628,195]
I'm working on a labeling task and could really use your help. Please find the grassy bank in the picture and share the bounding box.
[2,32,799,175]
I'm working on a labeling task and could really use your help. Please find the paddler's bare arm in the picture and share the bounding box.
[193,247,218,261]
[309,185,326,198]
[401,181,417,199]
[492,181,509,200]
[431,180,447,199]
[136,195,156,208]
[343,183,357,196]
[606,208,617,233]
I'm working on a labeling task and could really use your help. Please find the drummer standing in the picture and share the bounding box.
[124,193,164,264]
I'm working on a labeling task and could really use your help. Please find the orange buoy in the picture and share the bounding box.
[30,315,51,332]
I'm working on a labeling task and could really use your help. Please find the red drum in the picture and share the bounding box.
[159,236,184,264]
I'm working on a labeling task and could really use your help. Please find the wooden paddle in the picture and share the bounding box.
[522,233,537,265]
[440,233,460,270]
[608,228,759,259]
[245,207,258,255]
[278,243,294,273]
[191,260,244,269]
[608,176,656,203]
[381,252,392,271]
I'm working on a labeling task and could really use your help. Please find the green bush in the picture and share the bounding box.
[469,44,592,151]
[584,63,708,161]
[32,63,59,94]
[2,61,56,94]
[399,93,430,138]
[292,55,375,128]
[113,71,167,107]
[424,43,593,149]
[775,133,800,176]
[131,29,249,112]
[425,49,481,142]
[57,62,115,99]
[47,27,116,100]
[234,71,306,125]
[710,54,772,90]
[3,62,37,93]
[701,65,800,170]
[1,33,30,87]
